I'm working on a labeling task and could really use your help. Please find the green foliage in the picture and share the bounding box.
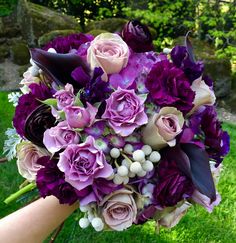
[0,0,17,17]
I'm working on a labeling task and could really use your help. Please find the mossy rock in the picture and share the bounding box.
[0,44,9,62]
[38,29,79,47]
[85,18,128,33]
[87,29,109,37]
[10,42,30,65]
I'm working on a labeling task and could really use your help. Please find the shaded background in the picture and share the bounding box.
[0,0,236,242]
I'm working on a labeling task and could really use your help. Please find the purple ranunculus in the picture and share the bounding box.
[54,83,75,110]
[57,136,113,191]
[153,156,194,207]
[36,156,88,205]
[170,45,204,83]
[102,87,148,137]
[43,121,80,154]
[121,20,154,53]
[64,102,98,129]
[201,106,230,165]
[146,59,195,115]
[43,33,94,54]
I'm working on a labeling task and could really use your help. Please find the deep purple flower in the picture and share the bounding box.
[80,67,112,105]
[121,20,154,53]
[71,66,90,87]
[201,106,230,165]
[153,156,194,207]
[36,156,86,205]
[43,33,94,54]
[146,59,195,114]
[170,45,204,83]
[13,93,40,138]
[13,82,54,138]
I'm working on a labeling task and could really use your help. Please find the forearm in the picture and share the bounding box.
[0,196,78,243]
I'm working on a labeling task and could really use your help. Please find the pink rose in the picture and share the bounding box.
[43,121,80,153]
[102,87,148,136]
[54,83,75,110]
[16,141,49,181]
[190,77,216,113]
[142,107,184,150]
[64,102,98,129]
[100,189,137,231]
[87,33,129,81]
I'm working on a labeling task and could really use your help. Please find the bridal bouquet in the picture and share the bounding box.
[4,20,230,232]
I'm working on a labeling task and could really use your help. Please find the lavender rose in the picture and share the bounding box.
[64,102,98,129]
[43,121,80,154]
[142,107,184,150]
[100,189,137,231]
[102,87,148,136]
[87,33,129,81]
[54,83,75,110]
[16,141,49,181]
[57,136,113,191]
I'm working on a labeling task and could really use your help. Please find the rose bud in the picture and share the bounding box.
[121,20,154,53]
[142,107,184,150]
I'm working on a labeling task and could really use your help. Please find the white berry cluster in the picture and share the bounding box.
[78,205,104,232]
[109,144,161,185]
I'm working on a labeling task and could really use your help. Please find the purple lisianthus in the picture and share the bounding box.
[102,87,148,136]
[54,83,75,110]
[64,102,98,129]
[43,121,80,154]
[146,59,195,114]
[170,45,204,83]
[36,156,88,205]
[43,33,94,54]
[121,20,154,53]
[153,156,194,207]
[57,136,113,191]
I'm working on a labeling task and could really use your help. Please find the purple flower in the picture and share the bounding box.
[43,121,80,153]
[191,190,221,213]
[170,45,204,83]
[13,83,54,138]
[64,102,98,129]
[71,66,90,87]
[36,156,87,205]
[201,106,230,165]
[153,156,194,207]
[146,59,195,114]
[54,83,75,110]
[43,33,94,54]
[57,136,113,191]
[80,67,112,105]
[13,93,40,138]
[102,87,148,136]
[121,20,154,53]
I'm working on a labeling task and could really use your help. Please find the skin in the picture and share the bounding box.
[0,196,79,243]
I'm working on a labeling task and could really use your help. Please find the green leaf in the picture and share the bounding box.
[40,98,57,107]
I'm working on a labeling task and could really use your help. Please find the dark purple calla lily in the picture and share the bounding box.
[30,48,90,89]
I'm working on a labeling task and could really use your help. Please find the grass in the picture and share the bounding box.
[0,91,236,243]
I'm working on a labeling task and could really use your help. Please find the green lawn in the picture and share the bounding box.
[0,91,236,243]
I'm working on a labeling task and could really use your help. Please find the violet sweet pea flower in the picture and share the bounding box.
[102,87,148,137]
[57,136,113,191]
[64,102,98,129]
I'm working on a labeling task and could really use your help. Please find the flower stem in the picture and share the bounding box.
[4,183,36,204]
